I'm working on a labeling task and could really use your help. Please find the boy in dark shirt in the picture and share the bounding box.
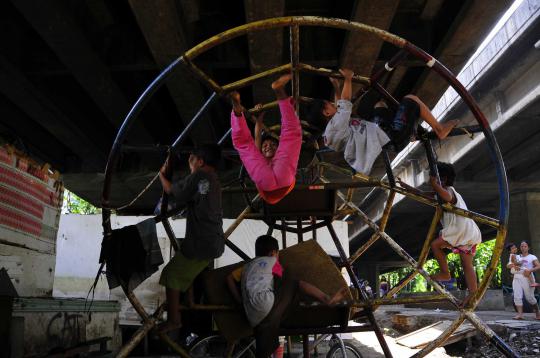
[157,144,224,333]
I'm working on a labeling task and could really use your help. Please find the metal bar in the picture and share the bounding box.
[280,325,373,336]
[180,57,222,93]
[298,63,370,85]
[311,217,317,241]
[325,220,394,358]
[302,334,310,358]
[172,92,218,148]
[382,150,396,187]
[267,219,275,236]
[404,42,509,316]
[464,311,518,358]
[162,218,179,251]
[336,192,461,307]
[317,162,500,228]
[184,17,406,61]
[370,49,408,83]
[297,218,303,242]
[223,180,378,193]
[422,137,443,205]
[382,207,443,300]
[349,191,395,264]
[218,128,232,146]
[222,64,292,92]
[371,82,399,108]
[281,219,287,249]
[290,25,300,113]
[225,240,251,261]
[101,56,185,242]
[224,195,259,239]
[116,318,155,358]
[119,289,191,358]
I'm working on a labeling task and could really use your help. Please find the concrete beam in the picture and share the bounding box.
[244,0,285,103]
[340,0,400,76]
[0,56,105,171]
[413,0,510,107]
[129,0,215,145]
[11,0,153,144]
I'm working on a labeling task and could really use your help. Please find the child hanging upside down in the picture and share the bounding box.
[399,162,481,306]
[227,235,348,358]
[230,74,302,204]
[305,69,458,174]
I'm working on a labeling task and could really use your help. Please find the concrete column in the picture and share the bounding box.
[502,192,540,286]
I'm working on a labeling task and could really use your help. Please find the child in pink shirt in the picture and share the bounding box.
[230,74,301,204]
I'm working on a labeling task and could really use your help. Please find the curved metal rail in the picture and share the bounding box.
[100,16,513,358]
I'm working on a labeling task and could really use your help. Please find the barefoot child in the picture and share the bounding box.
[156,145,225,333]
[230,74,302,204]
[427,162,481,304]
[227,235,347,358]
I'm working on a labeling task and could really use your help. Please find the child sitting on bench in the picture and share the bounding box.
[230,74,302,204]
[227,235,347,358]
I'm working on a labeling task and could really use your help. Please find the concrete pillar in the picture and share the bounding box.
[502,192,540,286]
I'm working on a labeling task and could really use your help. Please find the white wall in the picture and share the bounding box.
[54,214,349,322]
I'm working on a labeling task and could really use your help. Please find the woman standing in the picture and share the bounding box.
[506,241,540,320]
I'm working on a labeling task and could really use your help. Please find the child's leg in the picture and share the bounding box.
[459,252,477,306]
[271,76,302,188]
[430,237,452,281]
[231,111,279,191]
[157,287,181,333]
[404,95,458,140]
[299,280,348,306]
[513,277,524,319]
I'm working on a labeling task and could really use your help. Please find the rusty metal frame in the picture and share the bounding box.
[101,16,513,358]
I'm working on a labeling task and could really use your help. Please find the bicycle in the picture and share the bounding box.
[189,332,363,358]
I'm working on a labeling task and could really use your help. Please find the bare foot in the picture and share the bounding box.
[513,315,523,320]
[431,272,452,281]
[530,283,540,287]
[155,321,181,335]
[328,287,349,306]
[435,119,459,140]
[271,73,292,90]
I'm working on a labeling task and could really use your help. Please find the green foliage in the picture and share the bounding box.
[62,190,101,215]
[380,239,501,293]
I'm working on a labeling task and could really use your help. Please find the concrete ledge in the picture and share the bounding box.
[401,289,504,311]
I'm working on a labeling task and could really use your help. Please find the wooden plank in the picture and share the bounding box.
[396,320,476,348]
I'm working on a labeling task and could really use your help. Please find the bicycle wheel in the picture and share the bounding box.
[326,342,363,358]
[189,335,255,358]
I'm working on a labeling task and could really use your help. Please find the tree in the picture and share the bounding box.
[62,190,101,214]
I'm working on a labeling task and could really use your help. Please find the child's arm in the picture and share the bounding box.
[396,177,435,199]
[253,104,265,150]
[339,69,354,101]
[227,272,242,304]
[329,76,341,102]
[429,176,456,204]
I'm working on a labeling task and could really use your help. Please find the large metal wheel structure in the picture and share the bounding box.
[100,17,516,358]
